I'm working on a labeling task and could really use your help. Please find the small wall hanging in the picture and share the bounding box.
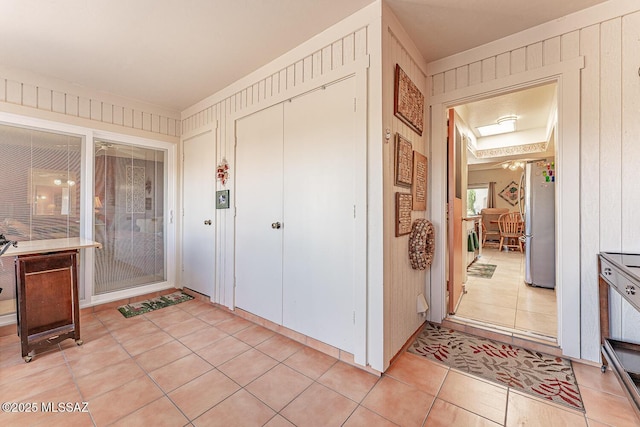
[395,133,413,187]
[394,64,425,136]
[408,219,435,270]
[396,192,413,236]
[216,158,229,186]
[498,180,521,206]
[412,151,428,211]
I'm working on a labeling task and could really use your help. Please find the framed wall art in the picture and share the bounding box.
[394,64,425,136]
[395,133,413,187]
[498,180,521,206]
[396,192,413,236]
[412,151,428,211]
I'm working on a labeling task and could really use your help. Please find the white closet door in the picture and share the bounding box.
[235,104,284,324]
[283,77,357,352]
[183,129,216,297]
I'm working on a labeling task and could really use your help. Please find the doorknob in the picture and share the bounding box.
[204,220,212,225]
[271,222,282,229]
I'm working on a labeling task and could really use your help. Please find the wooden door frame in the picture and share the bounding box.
[447,109,464,314]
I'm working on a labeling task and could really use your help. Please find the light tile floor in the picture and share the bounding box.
[456,247,558,339]
[0,296,638,426]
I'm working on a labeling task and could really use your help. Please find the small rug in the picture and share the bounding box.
[117,291,194,318]
[467,263,497,279]
[408,323,584,411]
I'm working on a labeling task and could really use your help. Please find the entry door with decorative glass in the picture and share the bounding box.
[94,140,166,294]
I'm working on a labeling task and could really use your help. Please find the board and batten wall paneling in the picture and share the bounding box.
[179,16,381,368]
[0,78,180,138]
[426,5,640,362]
[579,23,602,361]
[382,19,428,367]
[181,28,369,137]
[619,10,640,342]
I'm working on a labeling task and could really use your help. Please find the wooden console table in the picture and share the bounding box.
[1,238,101,362]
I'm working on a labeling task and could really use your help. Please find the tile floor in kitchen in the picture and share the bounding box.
[456,246,558,340]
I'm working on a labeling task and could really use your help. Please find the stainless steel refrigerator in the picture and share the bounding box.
[519,161,555,288]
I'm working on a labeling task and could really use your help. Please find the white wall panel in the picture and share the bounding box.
[90,100,101,121]
[78,97,91,119]
[0,75,180,138]
[103,103,113,124]
[52,91,65,114]
[432,73,444,96]
[456,66,469,90]
[22,84,37,108]
[469,61,482,86]
[621,11,640,253]
[6,80,21,104]
[343,33,355,64]
[511,47,527,74]
[599,18,622,252]
[526,42,543,69]
[579,23,602,362]
[142,112,152,132]
[444,69,456,93]
[355,27,368,59]
[543,36,561,65]
[332,40,343,69]
[561,31,580,60]
[37,88,51,111]
[496,53,510,79]
[481,57,496,82]
[426,4,640,362]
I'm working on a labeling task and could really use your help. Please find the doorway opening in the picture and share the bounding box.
[447,82,558,343]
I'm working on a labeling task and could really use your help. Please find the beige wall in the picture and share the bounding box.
[468,168,524,212]
[380,3,429,368]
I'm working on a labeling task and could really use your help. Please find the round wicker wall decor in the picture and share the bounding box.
[408,219,435,270]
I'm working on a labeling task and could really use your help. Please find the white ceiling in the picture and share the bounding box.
[457,83,558,169]
[0,0,608,112]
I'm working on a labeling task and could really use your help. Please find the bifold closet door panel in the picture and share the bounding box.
[282,77,357,352]
[235,103,284,324]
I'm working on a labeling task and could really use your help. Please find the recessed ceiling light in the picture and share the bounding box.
[477,115,518,137]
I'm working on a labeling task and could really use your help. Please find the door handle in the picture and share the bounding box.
[204,220,212,225]
[271,222,282,229]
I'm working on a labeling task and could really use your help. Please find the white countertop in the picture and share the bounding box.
[0,237,102,257]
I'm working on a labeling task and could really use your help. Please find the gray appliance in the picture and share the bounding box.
[519,161,555,288]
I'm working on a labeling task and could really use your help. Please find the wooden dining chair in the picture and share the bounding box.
[480,208,509,247]
[497,212,524,252]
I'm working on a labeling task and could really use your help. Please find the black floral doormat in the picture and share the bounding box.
[467,263,497,279]
[117,291,194,318]
[408,323,584,411]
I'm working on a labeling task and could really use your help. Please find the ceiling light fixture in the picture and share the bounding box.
[476,115,518,137]
[501,160,524,171]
